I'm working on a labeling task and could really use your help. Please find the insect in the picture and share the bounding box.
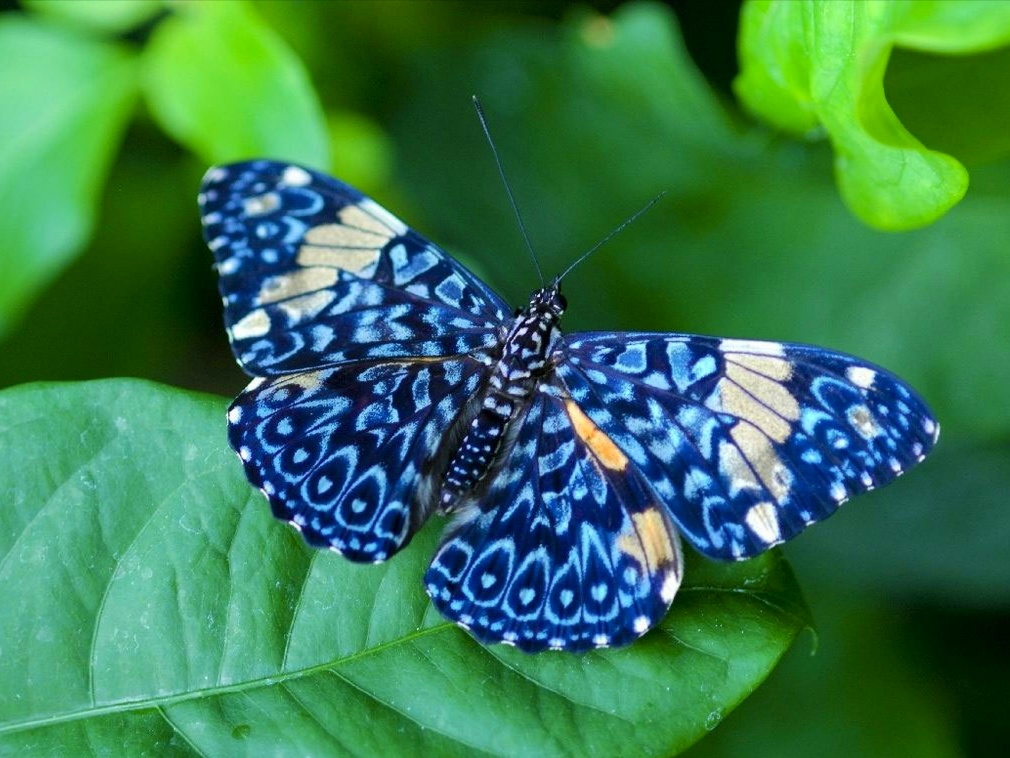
[200,123,937,653]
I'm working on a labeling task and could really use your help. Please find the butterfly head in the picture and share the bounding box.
[525,278,567,318]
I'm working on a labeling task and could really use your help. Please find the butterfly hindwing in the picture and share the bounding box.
[228,355,487,561]
[199,161,510,375]
[560,333,939,560]
[425,380,683,652]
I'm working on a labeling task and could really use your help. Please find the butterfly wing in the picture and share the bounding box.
[228,355,487,562]
[199,160,510,375]
[559,333,939,560]
[425,380,683,652]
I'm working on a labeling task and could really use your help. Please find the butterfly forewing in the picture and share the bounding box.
[199,161,509,375]
[425,383,683,652]
[560,333,939,560]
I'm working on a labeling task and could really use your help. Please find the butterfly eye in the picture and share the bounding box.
[556,293,568,311]
[514,307,523,317]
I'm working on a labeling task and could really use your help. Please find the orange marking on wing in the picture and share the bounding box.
[565,400,628,471]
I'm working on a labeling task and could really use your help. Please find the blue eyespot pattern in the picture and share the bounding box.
[200,160,939,653]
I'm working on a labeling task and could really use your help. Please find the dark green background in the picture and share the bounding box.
[0,1,1006,755]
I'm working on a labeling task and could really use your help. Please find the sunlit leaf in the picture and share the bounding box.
[23,0,163,34]
[0,17,137,337]
[143,0,329,168]
[0,380,809,755]
[735,0,1010,230]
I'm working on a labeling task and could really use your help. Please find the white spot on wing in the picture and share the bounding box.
[358,197,407,235]
[281,165,312,186]
[660,571,679,603]
[243,192,280,216]
[846,365,877,389]
[204,166,227,182]
[745,502,781,544]
[217,257,240,275]
[229,309,271,340]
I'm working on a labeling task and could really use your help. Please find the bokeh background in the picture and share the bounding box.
[1,1,1007,755]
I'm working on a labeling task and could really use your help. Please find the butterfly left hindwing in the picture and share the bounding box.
[228,354,488,562]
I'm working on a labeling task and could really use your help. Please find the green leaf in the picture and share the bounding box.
[734,0,1010,230]
[0,380,809,755]
[0,16,137,338]
[142,0,329,168]
[24,0,163,34]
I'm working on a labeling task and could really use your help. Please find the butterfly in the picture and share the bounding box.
[200,159,938,653]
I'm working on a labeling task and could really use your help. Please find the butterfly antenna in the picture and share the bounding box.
[472,95,545,286]
[557,191,667,283]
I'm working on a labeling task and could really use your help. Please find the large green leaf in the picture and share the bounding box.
[735,0,1010,230]
[142,0,329,168]
[0,16,137,338]
[0,380,809,755]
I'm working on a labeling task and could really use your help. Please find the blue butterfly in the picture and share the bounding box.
[200,160,938,653]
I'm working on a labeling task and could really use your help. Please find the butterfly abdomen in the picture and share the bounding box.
[440,399,514,507]
[438,288,566,508]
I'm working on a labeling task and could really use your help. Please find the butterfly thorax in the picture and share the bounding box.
[438,285,567,509]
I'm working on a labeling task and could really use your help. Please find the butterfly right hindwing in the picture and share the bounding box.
[425,378,683,652]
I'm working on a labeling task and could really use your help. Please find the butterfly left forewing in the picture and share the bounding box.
[200,160,510,375]
[425,383,683,652]
[561,332,939,560]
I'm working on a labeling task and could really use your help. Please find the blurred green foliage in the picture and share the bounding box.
[0,0,1007,755]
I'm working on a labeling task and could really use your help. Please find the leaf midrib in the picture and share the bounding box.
[0,619,459,736]
[0,582,797,736]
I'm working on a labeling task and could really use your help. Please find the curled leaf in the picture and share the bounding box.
[735,0,1010,230]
